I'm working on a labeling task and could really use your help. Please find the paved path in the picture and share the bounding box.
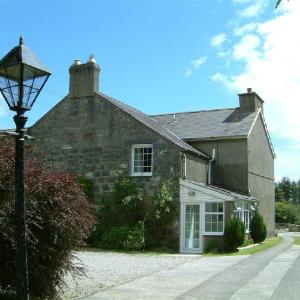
[82,233,300,300]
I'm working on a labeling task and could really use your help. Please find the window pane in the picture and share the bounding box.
[218,222,223,232]
[205,214,212,222]
[212,223,217,232]
[205,223,211,232]
[218,203,223,212]
[212,203,218,212]
[205,203,212,212]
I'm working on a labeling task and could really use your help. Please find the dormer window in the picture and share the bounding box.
[131,144,153,176]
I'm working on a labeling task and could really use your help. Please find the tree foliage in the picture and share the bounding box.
[275,177,300,205]
[89,173,176,251]
[250,212,267,243]
[275,201,300,224]
[223,218,246,252]
[0,140,94,299]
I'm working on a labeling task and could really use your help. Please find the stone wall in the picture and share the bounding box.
[28,93,208,250]
[29,94,184,198]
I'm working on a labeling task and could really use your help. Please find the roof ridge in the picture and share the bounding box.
[150,107,237,117]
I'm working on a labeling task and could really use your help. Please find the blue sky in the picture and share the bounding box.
[0,0,299,181]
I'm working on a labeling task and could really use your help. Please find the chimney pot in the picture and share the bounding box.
[247,87,252,93]
[73,59,81,66]
[88,54,96,64]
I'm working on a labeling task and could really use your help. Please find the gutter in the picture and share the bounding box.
[207,148,216,185]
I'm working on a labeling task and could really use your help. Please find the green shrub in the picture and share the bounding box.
[275,201,300,224]
[242,235,254,247]
[152,180,175,224]
[123,221,145,251]
[250,212,267,243]
[205,239,220,253]
[99,222,145,251]
[223,218,246,251]
[0,141,94,299]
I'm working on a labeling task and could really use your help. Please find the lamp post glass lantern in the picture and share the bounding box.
[0,37,51,299]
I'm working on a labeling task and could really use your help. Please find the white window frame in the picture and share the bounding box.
[131,144,153,176]
[204,202,224,236]
[234,202,253,233]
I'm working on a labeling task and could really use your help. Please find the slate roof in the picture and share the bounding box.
[151,108,259,140]
[97,92,209,159]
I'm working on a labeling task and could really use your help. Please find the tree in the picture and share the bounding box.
[0,140,94,299]
[276,0,289,9]
[275,201,300,224]
[250,212,267,243]
[223,218,246,252]
[275,177,300,205]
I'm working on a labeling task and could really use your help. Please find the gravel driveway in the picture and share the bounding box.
[62,250,200,299]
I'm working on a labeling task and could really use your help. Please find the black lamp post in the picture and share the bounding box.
[0,37,51,300]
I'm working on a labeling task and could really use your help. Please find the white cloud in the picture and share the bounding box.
[211,33,227,47]
[184,69,192,77]
[275,147,300,181]
[234,22,258,36]
[232,34,261,60]
[217,50,231,58]
[191,56,207,69]
[211,73,227,82]
[237,0,268,18]
[185,56,207,76]
[214,1,300,179]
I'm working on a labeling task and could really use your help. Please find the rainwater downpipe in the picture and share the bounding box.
[208,148,216,185]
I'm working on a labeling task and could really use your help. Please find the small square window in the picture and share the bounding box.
[131,144,153,176]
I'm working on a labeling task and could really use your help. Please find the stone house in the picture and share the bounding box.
[27,57,275,253]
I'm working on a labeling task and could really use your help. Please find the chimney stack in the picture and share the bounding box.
[238,88,264,113]
[69,55,100,98]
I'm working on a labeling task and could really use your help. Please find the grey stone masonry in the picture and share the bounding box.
[69,57,100,98]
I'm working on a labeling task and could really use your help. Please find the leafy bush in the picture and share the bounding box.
[99,222,145,251]
[242,235,254,247]
[0,141,94,299]
[250,212,267,243]
[205,239,220,253]
[223,218,246,251]
[153,180,175,224]
[89,173,176,251]
[275,201,300,224]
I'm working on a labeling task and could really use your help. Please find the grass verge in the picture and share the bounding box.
[204,237,283,256]
[293,237,300,245]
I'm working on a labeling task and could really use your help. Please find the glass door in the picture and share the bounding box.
[185,204,200,250]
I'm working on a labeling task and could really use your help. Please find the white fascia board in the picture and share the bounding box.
[247,109,276,158]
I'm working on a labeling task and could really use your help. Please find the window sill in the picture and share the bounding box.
[203,232,224,236]
[130,173,153,177]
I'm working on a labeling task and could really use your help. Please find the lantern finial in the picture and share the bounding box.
[19,36,24,46]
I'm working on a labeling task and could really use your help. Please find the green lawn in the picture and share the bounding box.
[293,237,300,245]
[204,237,283,256]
